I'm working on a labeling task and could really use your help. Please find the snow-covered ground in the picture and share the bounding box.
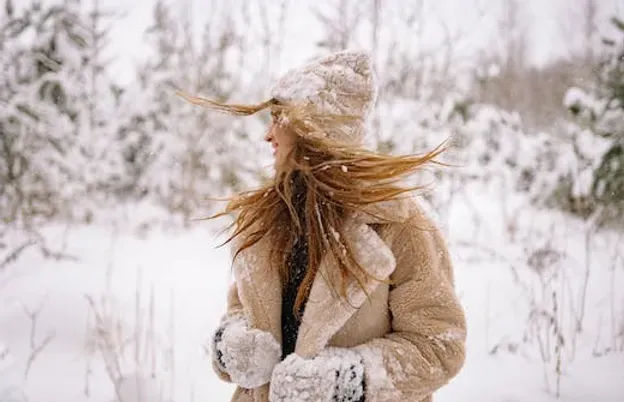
[1,190,623,401]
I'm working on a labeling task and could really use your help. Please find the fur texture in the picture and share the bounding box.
[218,198,467,402]
[269,50,377,145]
[212,316,281,389]
[268,348,365,402]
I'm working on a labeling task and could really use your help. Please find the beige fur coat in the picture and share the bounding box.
[212,197,467,402]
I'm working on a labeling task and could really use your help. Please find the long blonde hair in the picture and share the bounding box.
[179,91,446,313]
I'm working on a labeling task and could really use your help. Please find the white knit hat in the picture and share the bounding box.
[269,50,378,145]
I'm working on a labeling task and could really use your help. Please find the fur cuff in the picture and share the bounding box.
[269,348,365,402]
[212,316,281,389]
[212,325,228,373]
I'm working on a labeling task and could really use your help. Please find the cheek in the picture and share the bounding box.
[275,126,296,150]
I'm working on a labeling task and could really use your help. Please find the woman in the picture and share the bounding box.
[179,50,466,402]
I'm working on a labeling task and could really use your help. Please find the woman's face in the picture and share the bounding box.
[264,114,296,171]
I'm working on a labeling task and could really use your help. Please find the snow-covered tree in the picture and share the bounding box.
[112,0,178,202]
[0,0,120,226]
[117,0,269,220]
[1,1,72,223]
[77,0,125,213]
[549,16,624,222]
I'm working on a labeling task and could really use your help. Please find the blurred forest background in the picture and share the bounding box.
[1,0,624,401]
[1,0,623,228]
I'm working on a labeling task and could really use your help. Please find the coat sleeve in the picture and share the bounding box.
[211,281,245,382]
[354,217,467,401]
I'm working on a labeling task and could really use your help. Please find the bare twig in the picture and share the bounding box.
[23,332,54,380]
[22,302,55,380]
[84,294,124,400]
[553,291,563,398]
[609,234,623,351]
[0,240,36,271]
[454,240,523,284]
[576,218,596,333]
[592,313,604,356]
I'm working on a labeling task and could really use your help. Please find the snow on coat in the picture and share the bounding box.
[268,347,365,402]
[212,315,281,389]
[212,197,467,402]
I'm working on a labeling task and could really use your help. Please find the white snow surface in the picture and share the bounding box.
[1,188,624,402]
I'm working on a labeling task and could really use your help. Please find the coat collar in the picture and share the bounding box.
[232,198,410,358]
[294,217,396,357]
[351,197,411,225]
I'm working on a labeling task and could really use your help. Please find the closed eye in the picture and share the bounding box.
[270,111,281,123]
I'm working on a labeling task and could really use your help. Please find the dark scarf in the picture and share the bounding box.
[280,176,309,359]
[278,175,366,401]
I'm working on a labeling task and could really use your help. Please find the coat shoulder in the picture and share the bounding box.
[376,198,453,286]
[372,196,442,243]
